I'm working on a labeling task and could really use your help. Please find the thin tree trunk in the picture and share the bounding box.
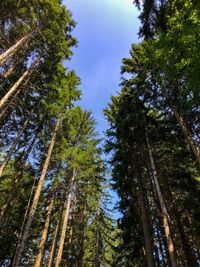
[145,129,177,267]
[0,29,38,65]
[12,118,61,267]
[0,77,30,121]
[55,173,76,267]
[0,123,40,222]
[174,212,198,266]
[78,202,87,267]
[172,106,200,166]
[34,187,56,267]
[137,174,155,267]
[0,60,37,110]
[47,198,64,267]
[2,65,15,78]
[0,111,33,178]
[68,194,77,246]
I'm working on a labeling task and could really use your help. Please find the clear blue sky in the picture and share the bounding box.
[64,0,140,136]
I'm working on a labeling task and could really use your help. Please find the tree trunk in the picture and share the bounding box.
[47,199,64,267]
[55,173,76,267]
[172,106,200,166]
[174,212,198,266]
[0,86,21,122]
[0,60,37,110]
[34,187,56,267]
[2,65,15,78]
[145,129,177,267]
[0,29,38,65]
[137,174,155,267]
[68,194,77,246]
[0,111,33,178]
[0,124,40,222]
[12,118,61,267]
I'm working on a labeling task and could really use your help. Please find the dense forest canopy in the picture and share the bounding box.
[0,0,199,266]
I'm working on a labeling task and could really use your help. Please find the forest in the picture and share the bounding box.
[0,0,199,266]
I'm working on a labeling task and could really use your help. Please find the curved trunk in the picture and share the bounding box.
[12,118,61,267]
[145,129,177,267]
[55,174,76,267]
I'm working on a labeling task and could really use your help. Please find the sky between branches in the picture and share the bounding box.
[64,0,140,137]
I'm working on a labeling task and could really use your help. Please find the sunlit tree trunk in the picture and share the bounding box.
[0,60,37,110]
[34,187,56,267]
[0,111,33,178]
[12,118,61,267]
[68,193,77,246]
[47,200,64,267]
[55,173,76,267]
[145,129,177,267]
[0,29,38,65]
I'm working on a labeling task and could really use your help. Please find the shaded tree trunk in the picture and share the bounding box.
[137,173,155,267]
[145,129,177,267]
[55,173,76,267]
[174,212,198,266]
[12,118,61,267]
[0,29,38,65]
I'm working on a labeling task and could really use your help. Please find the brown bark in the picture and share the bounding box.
[2,65,15,78]
[0,111,33,178]
[145,129,177,267]
[34,187,56,267]
[12,118,61,267]
[68,194,77,246]
[55,173,76,267]
[137,175,155,267]
[0,29,38,65]
[47,200,64,267]
[0,60,38,110]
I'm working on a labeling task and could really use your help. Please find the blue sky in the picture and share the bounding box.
[63,0,140,218]
[64,0,140,136]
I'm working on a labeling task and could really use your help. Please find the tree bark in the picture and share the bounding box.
[0,60,37,110]
[174,211,198,266]
[137,174,155,267]
[12,118,61,267]
[0,111,33,178]
[34,187,56,267]
[68,194,77,246]
[0,29,38,65]
[145,129,177,267]
[55,173,76,267]
[0,124,40,222]
[47,200,64,267]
